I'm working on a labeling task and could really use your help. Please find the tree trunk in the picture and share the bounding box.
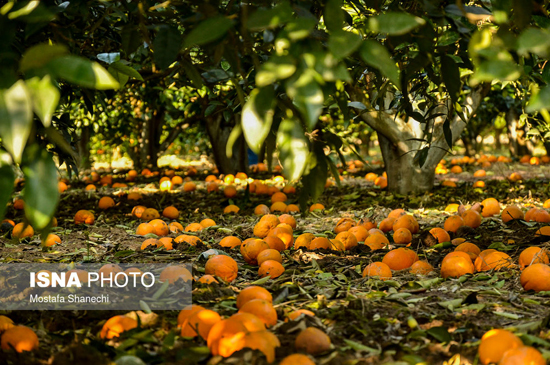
[461,134,476,156]
[205,115,248,174]
[378,133,436,194]
[506,108,532,157]
[77,125,92,170]
[137,107,165,169]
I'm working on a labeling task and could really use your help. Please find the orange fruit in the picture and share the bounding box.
[0,326,39,352]
[520,263,550,292]
[270,201,287,212]
[224,185,237,198]
[501,205,524,223]
[239,299,277,327]
[286,310,315,321]
[362,262,392,280]
[131,205,147,218]
[393,227,412,245]
[12,223,34,239]
[242,330,281,363]
[127,192,141,200]
[279,214,297,230]
[254,204,271,215]
[481,198,500,217]
[207,182,219,193]
[295,327,331,355]
[182,181,196,192]
[100,316,138,340]
[450,165,462,173]
[382,248,419,270]
[98,196,115,209]
[388,208,407,219]
[58,181,68,193]
[241,239,270,265]
[185,223,204,232]
[461,209,482,228]
[198,275,218,284]
[219,236,242,249]
[473,169,486,177]
[223,205,240,214]
[136,223,155,236]
[440,256,474,278]
[335,231,358,250]
[74,210,95,224]
[258,260,285,278]
[334,218,356,233]
[177,305,206,327]
[150,219,169,236]
[205,255,238,282]
[85,184,96,191]
[348,226,369,242]
[309,237,331,250]
[473,180,485,188]
[519,247,549,269]
[263,235,286,252]
[364,234,389,250]
[359,218,377,230]
[168,222,184,233]
[534,209,550,223]
[454,242,481,260]
[175,235,202,246]
[374,176,387,188]
[285,204,300,213]
[475,251,513,272]
[525,207,540,221]
[43,233,61,247]
[444,215,464,233]
[379,217,396,233]
[535,226,550,237]
[181,309,221,339]
[499,346,545,365]
[158,237,174,250]
[253,215,280,238]
[393,214,419,234]
[13,199,24,210]
[309,203,325,212]
[141,208,160,220]
[429,227,451,244]
[0,316,14,333]
[269,226,294,249]
[409,260,433,275]
[140,238,159,250]
[271,192,287,203]
[206,319,247,357]
[294,233,315,250]
[236,286,272,309]
[230,312,265,333]
[159,266,191,284]
[256,249,283,265]
[280,354,315,365]
[478,329,522,365]
[162,206,179,219]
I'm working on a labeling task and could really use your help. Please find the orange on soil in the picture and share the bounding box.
[131,205,147,218]
[230,312,266,332]
[13,199,24,210]
[263,235,285,252]
[159,266,191,284]
[74,210,95,224]
[185,223,204,232]
[268,226,293,249]
[364,234,389,250]
[0,326,39,352]
[181,309,221,339]
[257,249,282,265]
[43,234,61,247]
[98,196,115,209]
[478,329,523,365]
[162,206,179,219]
[379,217,396,233]
[280,354,315,365]
[198,275,218,284]
[236,286,273,309]
[271,192,287,203]
[150,219,169,236]
[520,263,550,292]
[440,256,474,278]
[309,237,331,250]
[205,255,238,282]
[359,218,377,230]
[12,223,34,239]
[239,299,277,327]
[481,198,500,217]
[362,262,392,280]
[392,227,412,245]
[525,207,540,221]
[475,251,513,272]
[278,214,297,230]
[374,176,387,188]
[241,239,270,265]
[429,227,451,243]
[393,214,419,234]
[177,305,206,327]
[294,233,315,249]
[499,346,545,365]
[136,223,155,236]
[334,218,356,233]
[223,205,240,214]
[140,238,158,250]
[141,208,160,220]
[410,261,433,275]
[309,203,325,212]
[444,215,464,233]
[254,204,271,215]
[461,209,482,228]
[501,205,524,223]
[182,181,196,192]
[454,242,481,260]
[158,237,174,250]
[335,231,358,250]
[270,201,287,212]
[286,310,315,321]
[219,236,242,249]
[224,185,237,198]
[100,316,138,340]
[285,204,300,213]
[258,260,285,278]
[382,248,419,270]
[519,247,549,269]
[295,327,331,355]
[206,318,247,357]
[534,209,550,223]
[169,222,184,233]
[207,182,219,193]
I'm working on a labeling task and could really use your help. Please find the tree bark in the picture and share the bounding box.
[77,125,92,170]
[137,106,165,169]
[205,114,248,174]
[506,108,532,157]
[350,83,490,194]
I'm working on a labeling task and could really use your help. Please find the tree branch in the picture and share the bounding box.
[158,114,201,153]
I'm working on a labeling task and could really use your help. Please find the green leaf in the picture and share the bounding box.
[324,0,345,31]
[256,55,296,87]
[25,76,60,128]
[441,55,461,104]
[181,59,203,88]
[281,18,317,41]
[360,40,400,86]
[226,124,243,158]
[527,86,550,113]
[517,28,550,57]
[276,119,309,181]
[0,161,15,220]
[22,146,59,230]
[369,12,426,35]
[20,43,69,72]
[97,53,120,64]
[154,26,182,70]
[443,119,453,149]
[328,30,362,59]
[426,326,452,343]
[342,339,381,354]
[183,16,233,49]
[47,55,120,90]
[121,25,142,55]
[242,87,275,154]
[473,60,521,83]
[0,80,33,163]
[414,146,429,168]
[314,52,351,82]
[247,1,293,31]
[108,61,144,81]
[437,31,460,47]
[286,72,324,130]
